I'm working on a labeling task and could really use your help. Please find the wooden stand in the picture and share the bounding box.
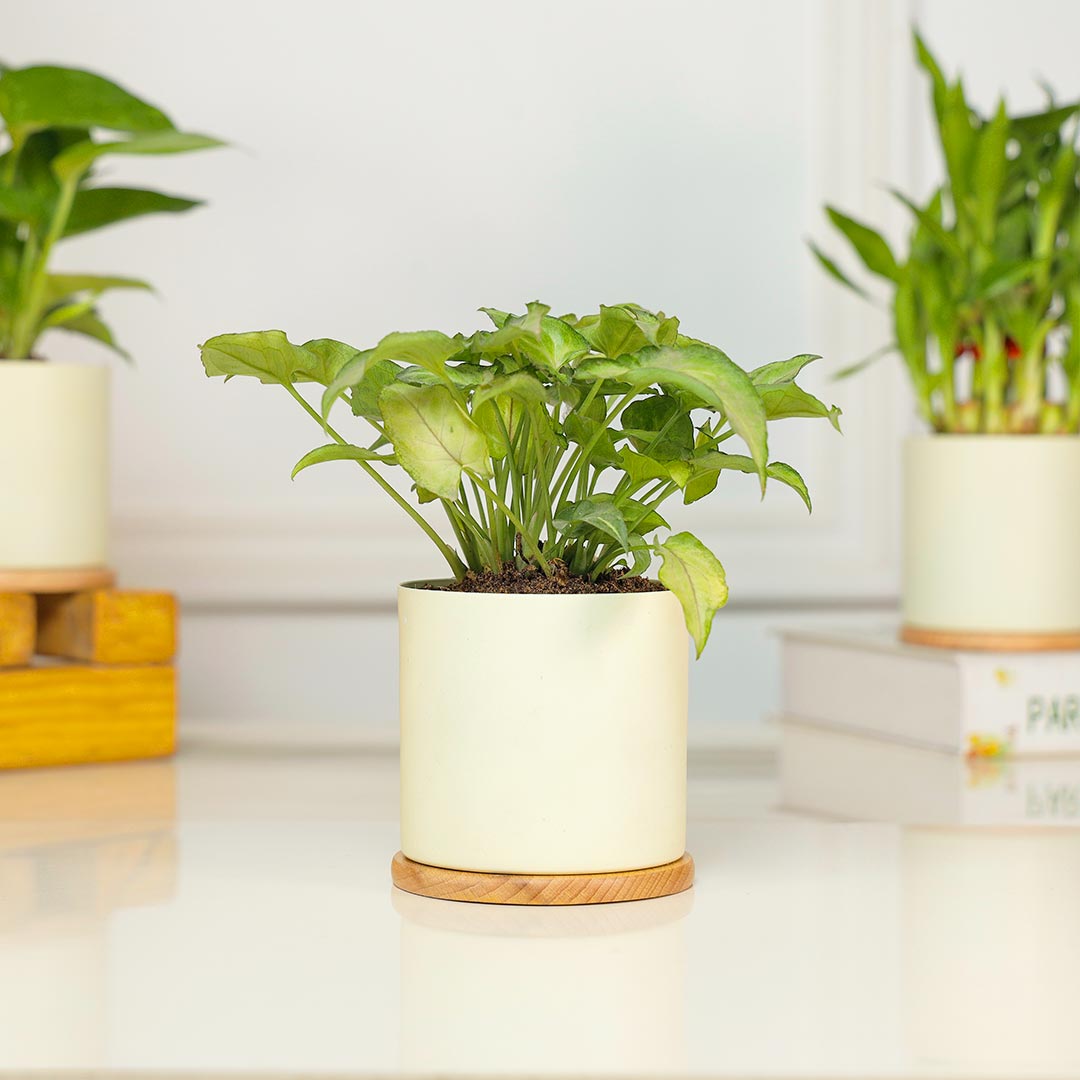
[0,576,177,768]
[901,625,1080,652]
[391,851,695,906]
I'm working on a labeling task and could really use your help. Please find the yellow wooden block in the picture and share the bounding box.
[0,664,175,769]
[36,590,177,665]
[0,593,34,668]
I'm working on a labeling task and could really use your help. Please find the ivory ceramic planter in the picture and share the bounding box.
[902,435,1080,648]
[0,362,109,574]
[398,583,688,875]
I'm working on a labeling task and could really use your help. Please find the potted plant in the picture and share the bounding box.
[812,32,1080,650]
[200,303,839,900]
[0,63,220,588]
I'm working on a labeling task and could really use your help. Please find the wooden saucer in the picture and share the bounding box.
[391,851,694,906]
[0,566,115,594]
[901,625,1080,652]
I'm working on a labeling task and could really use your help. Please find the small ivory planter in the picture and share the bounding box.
[0,362,109,576]
[902,435,1080,649]
[398,583,688,876]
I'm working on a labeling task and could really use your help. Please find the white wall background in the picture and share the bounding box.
[5,0,1079,735]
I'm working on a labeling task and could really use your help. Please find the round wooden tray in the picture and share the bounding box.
[901,625,1080,652]
[391,851,695,906]
[0,566,115,594]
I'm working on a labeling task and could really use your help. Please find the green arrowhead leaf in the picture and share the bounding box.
[749,354,821,386]
[621,394,694,461]
[656,532,728,657]
[379,382,491,500]
[349,359,400,421]
[618,448,689,489]
[479,306,591,373]
[471,370,548,412]
[296,338,364,387]
[623,344,769,490]
[553,498,631,553]
[200,330,313,385]
[686,453,812,512]
[757,382,842,431]
[292,442,396,479]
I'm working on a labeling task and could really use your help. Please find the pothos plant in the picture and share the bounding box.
[200,304,840,654]
[812,31,1080,434]
[0,63,221,360]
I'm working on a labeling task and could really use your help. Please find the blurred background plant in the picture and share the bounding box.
[813,30,1080,434]
[0,63,220,360]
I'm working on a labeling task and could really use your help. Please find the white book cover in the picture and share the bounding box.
[779,717,1080,825]
[779,626,1080,756]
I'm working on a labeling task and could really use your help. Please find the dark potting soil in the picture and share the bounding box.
[428,563,667,595]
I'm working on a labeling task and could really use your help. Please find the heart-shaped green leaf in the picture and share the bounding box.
[380,382,491,499]
[656,532,729,658]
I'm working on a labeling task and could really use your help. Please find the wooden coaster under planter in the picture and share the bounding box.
[901,625,1080,652]
[391,851,694,906]
[0,566,115,594]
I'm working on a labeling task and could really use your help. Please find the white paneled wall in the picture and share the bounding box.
[6,0,1078,732]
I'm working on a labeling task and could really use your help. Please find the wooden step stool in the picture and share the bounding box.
[0,569,176,769]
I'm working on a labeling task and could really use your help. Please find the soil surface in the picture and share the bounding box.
[430,563,666,595]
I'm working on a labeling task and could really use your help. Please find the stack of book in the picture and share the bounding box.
[777,628,1080,825]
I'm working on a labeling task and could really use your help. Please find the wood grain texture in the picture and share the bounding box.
[0,566,115,594]
[391,851,695,905]
[0,593,34,668]
[36,590,177,664]
[901,625,1080,652]
[0,664,175,769]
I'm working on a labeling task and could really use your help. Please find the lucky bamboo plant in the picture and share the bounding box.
[200,304,840,653]
[812,31,1080,433]
[0,63,221,360]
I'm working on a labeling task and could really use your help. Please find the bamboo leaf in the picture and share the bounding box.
[65,186,201,237]
[825,207,900,282]
[808,240,870,299]
[52,131,223,182]
[0,64,174,135]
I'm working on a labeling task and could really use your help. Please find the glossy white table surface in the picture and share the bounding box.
[0,728,1077,1079]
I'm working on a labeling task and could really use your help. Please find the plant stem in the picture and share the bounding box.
[9,176,77,359]
[475,478,552,574]
[284,382,466,577]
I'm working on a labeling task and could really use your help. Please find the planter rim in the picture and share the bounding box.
[399,578,672,599]
[906,432,1080,443]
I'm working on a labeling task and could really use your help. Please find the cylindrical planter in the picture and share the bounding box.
[398,584,688,875]
[902,435,1080,649]
[0,362,109,578]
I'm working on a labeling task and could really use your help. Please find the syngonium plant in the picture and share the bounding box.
[812,31,1080,434]
[0,63,222,360]
[200,304,841,654]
